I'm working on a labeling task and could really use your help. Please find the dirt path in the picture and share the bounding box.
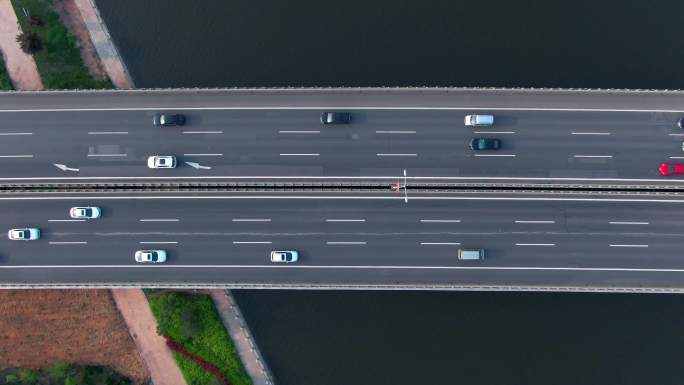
[111,289,188,385]
[0,0,43,90]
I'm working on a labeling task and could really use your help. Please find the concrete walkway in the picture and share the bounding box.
[0,0,43,90]
[210,289,275,385]
[73,0,134,88]
[111,289,188,385]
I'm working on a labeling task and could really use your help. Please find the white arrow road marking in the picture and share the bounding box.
[53,163,79,172]
[184,161,212,170]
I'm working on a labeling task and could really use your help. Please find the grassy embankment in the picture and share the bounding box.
[11,0,111,89]
[0,363,133,385]
[147,291,252,385]
[0,56,13,90]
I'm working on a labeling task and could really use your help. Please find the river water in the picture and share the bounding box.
[94,1,684,384]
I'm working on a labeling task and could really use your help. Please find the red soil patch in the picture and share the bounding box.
[0,289,150,385]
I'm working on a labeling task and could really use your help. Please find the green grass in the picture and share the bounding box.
[11,0,112,89]
[148,292,252,385]
[0,363,133,385]
[0,55,13,90]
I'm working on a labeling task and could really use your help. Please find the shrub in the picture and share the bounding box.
[4,374,19,383]
[47,361,71,380]
[27,15,43,26]
[16,31,42,54]
[16,368,38,383]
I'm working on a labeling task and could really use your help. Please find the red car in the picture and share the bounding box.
[659,163,684,175]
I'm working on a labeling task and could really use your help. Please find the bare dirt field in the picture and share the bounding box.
[0,289,150,384]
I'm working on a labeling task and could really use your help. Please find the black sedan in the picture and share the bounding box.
[320,112,352,124]
[153,113,186,126]
[469,138,502,150]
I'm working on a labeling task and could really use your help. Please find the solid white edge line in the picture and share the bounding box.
[47,219,86,222]
[279,153,320,156]
[668,134,684,136]
[232,219,272,222]
[87,154,127,157]
[326,241,367,245]
[87,131,128,135]
[571,132,611,135]
[608,221,649,225]
[325,219,366,222]
[139,219,179,222]
[0,132,32,136]
[139,241,178,244]
[609,244,649,247]
[669,156,684,159]
[233,241,272,244]
[0,155,33,158]
[420,242,461,245]
[515,243,556,246]
[49,241,87,245]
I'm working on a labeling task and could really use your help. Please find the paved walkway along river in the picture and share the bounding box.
[211,289,276,385]
[0,0,43,90]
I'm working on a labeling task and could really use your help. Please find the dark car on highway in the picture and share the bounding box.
[153,113,186,126]
[321,112,351,124]
[469,138,502,150]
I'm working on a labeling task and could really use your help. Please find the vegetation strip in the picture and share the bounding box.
[147,291,252,385]
[11,0,111,89]
[0,362,133,385]
[0,55,13,91]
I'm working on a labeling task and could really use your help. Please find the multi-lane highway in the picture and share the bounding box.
[0,89,683,184]
[2,192,684,290]
[2,88,684,290]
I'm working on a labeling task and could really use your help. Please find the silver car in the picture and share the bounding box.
[147,155,177,169]
[270,250,299,263]
[70,206,101,219]
[135,250,167,263]
[8,228,40,240]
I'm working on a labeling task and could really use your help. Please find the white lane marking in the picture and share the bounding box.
[53,163,79,172]
[515,220,556,224]
[139,219,179,222]
[668,134,684,136]
[325,219,366,222]
[233,241,272,244]
[87,153,127,157]
[472,131,515,134]
[376,153,417,157]
[232,219,272,222]
[571,132,611,135]
[474,154,516,157]
[669,156,684,159]
[375,130,416,134]
[49,241,87,245]
[420,242,460,245]
[279,153,320,156]
[609,244,648,248]
[573,155,613,158]
[183,153,223,157]
[4,106,684,113]
[87,131,128,135]
[515,243,556,246]
[0,132,32,136]
[47,219,85,222]
[420,219,461,223]
[0,155,33,158]
[609,221,649,225]
[139,241,178,244]
[278,130,320,134]
[326,241,367,245]
[182,131,223,134]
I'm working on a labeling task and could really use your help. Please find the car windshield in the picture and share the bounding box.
[83,208,91,216]
[20,230,28,237]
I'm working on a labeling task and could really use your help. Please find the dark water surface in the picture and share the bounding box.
[233,291,684,385]
[94,2,684,384]
[96,0,684,89]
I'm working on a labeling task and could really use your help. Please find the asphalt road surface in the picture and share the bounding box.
[0,89,683,185]
[2,192,684,290]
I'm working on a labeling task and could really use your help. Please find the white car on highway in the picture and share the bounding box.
[135,250,167,263]
[8,228,40,240]
[70,206,101,219]
[147,155,177,169]
[270,250,299,263]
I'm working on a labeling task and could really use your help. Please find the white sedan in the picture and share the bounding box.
[70,206,101,219]
[147,155,177,169]
[135,250,167,263]
[8,228,40,240]
[270,250,299,263]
